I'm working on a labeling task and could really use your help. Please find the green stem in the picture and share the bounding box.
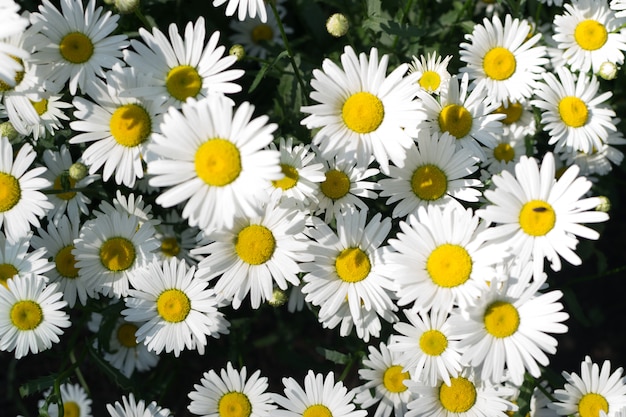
[134,6,155,30]
[392,0,415,50]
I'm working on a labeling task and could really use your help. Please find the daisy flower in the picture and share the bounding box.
[405,369,516,417]
[154,210,201,266]
[73,210,159,298]
[0,0,29,87]
[386,203,504,313]
[106,393,171,417]
[314,155,380,224]
[552,0,626,74]
[123,17,243,109]
[193,196,311,309]
[187,362,276,417]
[70,64,164,188]
[560,127,626,176]
[122,257,230,357]
[301,45,422,173]
[18,91,72,141]
[480,133,529,177]
[354,341,414,417]
[148,94,281,232]
[41,145,97,224]
[213,0,268,22]
[459,14,548,106]
[229,5,292,59]
[300,209,398,336]
[417,73,504,160]
[549,356,626,417]
[0,274,70,359]
[0,231,53,288]
[0,137,53,241]
[94,190,160,230]
[477,152,609,278]
[272,371,367,417]
[31,215,93,308]
[388,309,464,387]
[378,131,482,219]
[449,263,569,386]
[28,0,128,95]
[531,66,616,154]
[39,382,92,417]
[408,52,453,95]
[491,100,537,141]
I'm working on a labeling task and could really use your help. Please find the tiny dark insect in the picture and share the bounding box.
[533,207,548,212]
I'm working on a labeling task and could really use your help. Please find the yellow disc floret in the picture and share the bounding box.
[558,96,588,128]
[303,405,332,417]
[519,200,556,236]
[109,104,152,147]
[484,300,520,338]
[411,164,447,201]
[0,172,21,212]
[218,392,252,417]
[55,245,79,278]
[574,20,608,51]
[156,288,191,323]
[272,164,299,190]
[419,329,449,356]
[341,92,385,134]
[320,169,350,200]
[53,174,77,201]
[426,244,472,288]
[493,143,515,162]
[0,263,18,288]
[419,71,442,92]
[483,47,517,81]
[166,65,203,102]
[335,247,371,283]
[59,32,94,64]
[117,322,139,347]
[438,104,473,139]
[493,102,523,125]
[382,365,409,393]
[10,300,43,331]
[578,393,609,417]
[235,224,276,265]
[160,237,181,258]
[439,377,477,413]
[251,24,274,44]
[99,237,136,272]
[195,139,242,187]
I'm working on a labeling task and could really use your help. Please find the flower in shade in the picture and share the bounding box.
[39,382,92,417]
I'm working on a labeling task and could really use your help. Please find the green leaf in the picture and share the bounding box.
[248,50,289,94]
[86,342,135,391]
[316,347,349,364]
[19,374,57,398]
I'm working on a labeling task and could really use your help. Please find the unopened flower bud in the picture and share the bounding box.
[0,121,20,143]
[598,62,618,80]
[115,0,140,14]
[268,288,287,307]
[596,196,611,213]
[69,162,88,181]
[326,13,349,38]
[229,44,245,61]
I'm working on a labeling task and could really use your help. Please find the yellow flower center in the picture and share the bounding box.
[218,392,252,417]
[31,99,49,116]
[160,237,181,257]
[493,102,523,125]
[519,200,556,236]
[419,329,449,356]
[53,175,77,201]
[251,24,274,44]
[63,401,80,417]
[335,247,371,283]
[165,65,202,102]
[484,301,520,338]
[235,224,276,265]
[59,32,94,64]
[320,169,350,200]
[558,96,588,128]
[55,245,79,279]
[419,70,442,92]
[0,263,18,288]
[427,244,472,288]
[578,393,609,417]
[0,56,24,91]
[483,47,517,81]
[110,104,152,147]
[341,92,385,134]
[10,300,43,331]
[411,164,447,201]
[439,377,477,413]
[272,164,299,190]
[156,288,191,323]
[0,172,21,212]
[303,405,332,417]
[99,237,136,272]
[574,20,608,51]
[117,322,139,348]
[438,104,473,139]
[383,365,409,393]
[195,139,242,187]
[493,143,515,162]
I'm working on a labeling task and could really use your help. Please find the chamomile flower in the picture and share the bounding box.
[73,210,159,298]
[379,131,482,219]
[300,209,398,336]
[388,309,463,387]
[491,100,537,141]
[229,5,291,59]
[28,0,128,95]
[39,382,92,417]
[354,341,414,417]
[0,0,29,87]
[122,257,230,357]
[477,152,609,278]
[18,92,72,141]
[0,137,53,241]
[213,0,268,22]
[0,274,70,359]
[301,45,422,173]
[417,73,504,160]
[187,362,276,417]
[0,231,53,288]
[459,14,548,106]
[123,17,243,109]
[148,95,281,232]
[41,145,97,224]
[408,52,453,95]
[94,190,159,230]
[549,356,626,417]
[106,393,171,417]
[560,128,626,176]
[154,211,200,266]
[70,64,164,188]
[193,197,311,309]
[531,66,616,154]
[31,215,93,307]
[386,203,503,313]
[314,156,380,224]
[273,371,367,417]
[449,263,569,386]
[552,0,626,74]
[480,133,529,176]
